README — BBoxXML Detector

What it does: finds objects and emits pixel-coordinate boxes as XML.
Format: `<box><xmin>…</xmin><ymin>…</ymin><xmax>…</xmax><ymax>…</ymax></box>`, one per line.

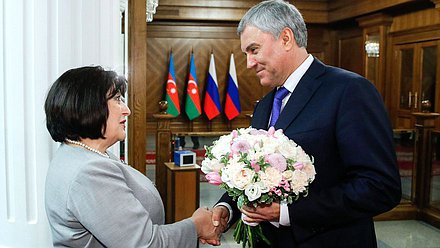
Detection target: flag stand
<box><xmin>208</xmin><ymin>120</ymin><xmax>212</xmax><ymax>132</ymax></box>
<box><xmin>227</xmin><ymin>119</ymin><xmax>232</xmax><ymax>131</ymax></box>
<box><xmin>189</xmin><ymin>120</ymin><xmax>194</xmax><ymax>132</ymax></box>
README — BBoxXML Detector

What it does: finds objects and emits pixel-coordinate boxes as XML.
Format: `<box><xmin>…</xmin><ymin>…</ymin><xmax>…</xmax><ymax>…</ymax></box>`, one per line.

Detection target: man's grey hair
<box><xmin>237</xmin><ymin>0</ymin><xmax>308</xmax><ymax>48</ymax></box>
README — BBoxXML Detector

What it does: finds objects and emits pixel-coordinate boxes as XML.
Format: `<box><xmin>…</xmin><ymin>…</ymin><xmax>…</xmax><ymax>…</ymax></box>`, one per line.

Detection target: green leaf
<box><xmin>237</xmin><ymin>195</ymin><xmax>245</xmax><ymax>209</ymax></box>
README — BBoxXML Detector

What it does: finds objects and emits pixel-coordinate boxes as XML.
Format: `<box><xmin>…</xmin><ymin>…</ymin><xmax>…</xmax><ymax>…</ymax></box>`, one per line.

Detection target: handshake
<box><xmin>190</xmin><ymin>206</ymin><xmax>230</xmax><ymax>246</ymax></box>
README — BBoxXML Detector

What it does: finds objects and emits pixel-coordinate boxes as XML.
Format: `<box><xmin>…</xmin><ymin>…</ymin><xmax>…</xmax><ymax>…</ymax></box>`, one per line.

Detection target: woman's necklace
<box><xmin>65</xmin><ymin>138</ymin><xmax>110</xmax><ymax>158</ymax></box>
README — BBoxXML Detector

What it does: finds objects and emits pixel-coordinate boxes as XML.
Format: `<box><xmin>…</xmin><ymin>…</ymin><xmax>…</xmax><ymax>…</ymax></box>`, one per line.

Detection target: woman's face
<box><xmin>104</xmin><ymin>92</ymin><xmax>131</xmax><ymax>145</ymax></box>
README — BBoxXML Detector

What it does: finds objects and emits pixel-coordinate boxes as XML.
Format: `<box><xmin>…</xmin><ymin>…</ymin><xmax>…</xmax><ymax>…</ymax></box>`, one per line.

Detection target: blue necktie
<box><xmin>269</xmin><ymin>87</ymin><xmax>289</xmax><ymax>127</ymax></box>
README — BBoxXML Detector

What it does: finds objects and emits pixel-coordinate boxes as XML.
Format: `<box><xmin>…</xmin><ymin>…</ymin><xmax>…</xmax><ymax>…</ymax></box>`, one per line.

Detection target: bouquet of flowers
<box><xmin>201</xmin><ymin>126</ymin><xmax>316</xmax><ymax>248</ymax></box>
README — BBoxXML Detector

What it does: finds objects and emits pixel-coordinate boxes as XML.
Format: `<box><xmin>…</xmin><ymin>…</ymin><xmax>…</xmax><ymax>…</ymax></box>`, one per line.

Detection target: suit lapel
<box><xmin>275</xmin><ymin>59</ymin><xmax>326</xmax><ymax>130</ymax></box>
<box><xmin>251</xmin><ymin>89</ymin><xmax>276</xmax><ymax>130</ymax></box>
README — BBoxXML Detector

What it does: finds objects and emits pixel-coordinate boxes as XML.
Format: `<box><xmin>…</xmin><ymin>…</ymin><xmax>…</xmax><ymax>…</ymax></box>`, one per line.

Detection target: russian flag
<box><xmin>204</xmin><ymin>53</ymin><xmax>221</xmax><ymax>120</ymax></box>
<box><xmin>225</xmin><ymin>53</ymin><xmax>241</xmax><ymax>120</ymax></box>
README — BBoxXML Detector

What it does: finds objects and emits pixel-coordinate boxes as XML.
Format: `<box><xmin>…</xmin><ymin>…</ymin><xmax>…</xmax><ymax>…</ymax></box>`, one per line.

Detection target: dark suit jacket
<box><xmin>219</xmin><ymin>58</ymin><xmax>401</xmax><ymax>248</ymax></box>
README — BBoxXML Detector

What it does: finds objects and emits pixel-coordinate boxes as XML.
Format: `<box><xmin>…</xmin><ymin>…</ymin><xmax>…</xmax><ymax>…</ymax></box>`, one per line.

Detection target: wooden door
<box><xmin>392</xmin><ymin>41</ymin><xmax>439</xmax><ymax>129</ymax></box>
<box><xmin>393</xmin><ymin>43</ymin><xmax>417</xmax><ymax>128</ymax></box>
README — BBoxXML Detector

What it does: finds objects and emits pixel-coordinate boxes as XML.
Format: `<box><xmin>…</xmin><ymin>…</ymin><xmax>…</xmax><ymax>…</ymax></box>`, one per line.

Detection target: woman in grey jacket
<box><xmin>44</xmin><ymin>66</ymin><xmax>220</xmax><ymax>247</ymax></box>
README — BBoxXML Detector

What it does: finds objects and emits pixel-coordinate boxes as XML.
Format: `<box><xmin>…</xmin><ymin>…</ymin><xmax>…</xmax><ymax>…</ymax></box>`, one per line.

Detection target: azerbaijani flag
<box><xmin>185</xmin><ymin>52</ymin><xmax>202</xmax><ymax>120</ymax></box>
<box><xmin>224</xmin><ymin>53</ymin><xmax>241</xmax><ymax>120</ymax></box>
<box><xmin>165</xmin><ymin>52</ymin><xmax>180</xmax><ymax>117</ymax></box>
<box><xmin>203</xmin><ymin>53</ymin><xmax>221</xmax><ymax>120</ymax></box>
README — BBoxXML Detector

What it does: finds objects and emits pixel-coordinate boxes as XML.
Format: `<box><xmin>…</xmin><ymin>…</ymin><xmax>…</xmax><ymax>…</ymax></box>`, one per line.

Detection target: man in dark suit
<box><xmin>202</xmin><ymin>0</ymin><xmax>402</xmax><ymax>247</ymax></box>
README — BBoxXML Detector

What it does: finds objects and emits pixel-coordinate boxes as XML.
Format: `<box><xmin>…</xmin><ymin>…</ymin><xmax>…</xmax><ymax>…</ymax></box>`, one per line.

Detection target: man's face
<box><xmin>240</xmin><ymin>26</ymin><xmax>286</xmax><ymax>88</ymax></box>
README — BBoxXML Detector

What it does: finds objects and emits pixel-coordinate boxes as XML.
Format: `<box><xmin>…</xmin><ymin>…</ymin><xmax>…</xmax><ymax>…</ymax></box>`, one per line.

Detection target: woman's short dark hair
<box><xmin>45</xmin><ymin>66</ymin><xmax>127</xmax><ymax>142</ymax></box>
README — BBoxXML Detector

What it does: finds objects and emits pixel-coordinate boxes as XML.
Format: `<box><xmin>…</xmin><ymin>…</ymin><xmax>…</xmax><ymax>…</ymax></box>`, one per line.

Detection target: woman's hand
<box><xmin>191</xmin><ymin>207</ymin><xmax>221</xmax><ymax>244</ymax></box>
<box><xmin>199</xmin><ymin>206</ymin><xmax>229</xmax><ymax>246</ymax></box>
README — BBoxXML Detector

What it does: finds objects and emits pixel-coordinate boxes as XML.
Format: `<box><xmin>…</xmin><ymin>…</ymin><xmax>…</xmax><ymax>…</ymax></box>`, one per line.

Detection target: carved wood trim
<box><xmin>127</xmin><ymin>0</ymin><xmax>147</xmax><ymax>174</ymax></box>
<box><xmin>328</xmin><ymin>0</ymin><xmax>426</xmax><ymax>23</ymax></box>
<box><xmin>357</xmin><ymin>13</ymin><xmax>393</xmax><ymax>28</ymax></box>
<box><xmin>431</xmin><ymin>0</ymin><xmax>440</xmax><ymax>9</ymax></box>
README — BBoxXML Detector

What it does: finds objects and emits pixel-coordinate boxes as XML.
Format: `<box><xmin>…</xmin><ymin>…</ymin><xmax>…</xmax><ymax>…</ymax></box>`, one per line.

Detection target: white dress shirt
<box><xmin>268</xmin><ymin>54</ymin><xmax>314</xmax><ymax>128</ymax></box>
<box><xmin>219</xmin><ymin>54</ymin><xmax>315</xmax><ymax>228</ymax></box>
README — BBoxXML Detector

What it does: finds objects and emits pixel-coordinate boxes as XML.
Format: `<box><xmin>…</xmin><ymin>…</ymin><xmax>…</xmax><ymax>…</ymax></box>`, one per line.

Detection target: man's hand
<box><xmin>199</xmin><ymin>206</ymin><xmax>229</xmax><ymax>246</ymax></box>
<box><xmin>240</xmin><ymin>202</ymin><xmax>280</xmax><ymax>223</ymax></box>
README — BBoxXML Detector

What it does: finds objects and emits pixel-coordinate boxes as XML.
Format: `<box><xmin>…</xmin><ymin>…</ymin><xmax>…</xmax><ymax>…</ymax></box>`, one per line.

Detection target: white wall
<box><xmin>0</xmin><ymin>0</ymin><xmax>124</xmax><ymax>247</ymax></box>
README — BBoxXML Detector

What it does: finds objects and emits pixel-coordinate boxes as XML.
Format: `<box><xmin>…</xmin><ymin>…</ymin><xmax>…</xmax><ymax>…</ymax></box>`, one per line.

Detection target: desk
<box><xmin>164</xmin><ymin>162</ymin><xmax>200</xmax><ymax>223</ymax></box>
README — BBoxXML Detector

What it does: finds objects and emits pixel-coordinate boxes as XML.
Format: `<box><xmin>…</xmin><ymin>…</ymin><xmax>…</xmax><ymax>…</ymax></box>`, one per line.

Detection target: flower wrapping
<box><xmin>201</xmin><ymin>126</ymin><xmax>316</xmax><ymax>248</ymax></box>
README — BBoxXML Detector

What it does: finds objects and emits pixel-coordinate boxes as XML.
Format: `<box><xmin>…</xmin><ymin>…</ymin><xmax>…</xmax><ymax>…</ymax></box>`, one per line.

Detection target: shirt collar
<box><xmin>281</xmin><ymin>54</ymin><xmax>314</xmax><ymax>93</ymax></box>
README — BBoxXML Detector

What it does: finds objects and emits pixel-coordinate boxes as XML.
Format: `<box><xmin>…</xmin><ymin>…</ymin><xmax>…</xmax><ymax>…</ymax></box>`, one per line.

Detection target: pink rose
<box><xmin>205</xmin><ymin>172</ymin><xmax>222</xmax><ymax>186</ymax></box>
<box><xmin>265</xmin><ymin>153</ymin><xmax>287</xmax><ymax>172</ymax></box>
<box><xmin>251</xmin><ymin>160</ymin><xmax>261</xmax><ymax>172</ymax></box>
<box><xmin>232</xmin><ymin>130</ymin><xmax>238</xmax><ymax>138</ymax></box>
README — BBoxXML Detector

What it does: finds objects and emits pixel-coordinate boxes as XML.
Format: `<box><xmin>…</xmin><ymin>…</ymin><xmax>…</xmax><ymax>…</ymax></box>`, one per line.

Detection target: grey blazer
<box><xmin>45</xmin><ymin>144</ymin><xmax>197</xmax><ymax>247</ymax></box>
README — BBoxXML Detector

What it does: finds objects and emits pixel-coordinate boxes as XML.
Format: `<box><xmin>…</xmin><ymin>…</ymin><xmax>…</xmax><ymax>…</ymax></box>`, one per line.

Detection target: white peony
<box><xmin>221</xmin><ymin>165</ymin><xmax>240</xmax><ymax>188</ymax></box>
<box><xmin>260</xmin><ymin>138</ymin><xmax>278</xmax><ymax>155</ymax></box>
<box><xmin>277</xmin><ymin>141</ymin><xmax>298</xmax><ymax>159</ymax></box>
<box><xmin>232</xmin><ymin>167</ymin><xmax>255</xmax><ymax>190</ymax></box>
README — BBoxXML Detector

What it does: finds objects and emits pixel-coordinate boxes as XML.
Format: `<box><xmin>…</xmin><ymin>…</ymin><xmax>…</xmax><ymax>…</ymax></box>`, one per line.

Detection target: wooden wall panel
<box><xmin>145</xmin><ymin>22</ymin><xmax>329</xmax><ymax>136</ymax></box>
<box><xmin>390</xmin><ymin>8</ymin><xmax>440</xmax><ymax>33</ymax></box>
<box><xmin>338</xmin><ymin>32</ymin><xmax>364</xmax><ymax>76</ymax></box>
<box><xmin>146</xmin><ymin>23</ymin><xmax>262</xmax><ymax>135</ymax></box>
<box><xmin>328</xmin><ymin>0</ymin><xmax>430</xmax><ymax>23</ymax></box>
<box><xmin>155</xmin><ymin>0</ymin><xmax>328</xmax><ymax>23</ymax></box>
<box><xmin>331</xmin><ymin>25</ymin><xmax>364</xmax><ymax>76</ymax></box>
<box><xmin>145</xmin><ymin>37</ymin><xmax>262</xmax><ymax>118</ymax></box>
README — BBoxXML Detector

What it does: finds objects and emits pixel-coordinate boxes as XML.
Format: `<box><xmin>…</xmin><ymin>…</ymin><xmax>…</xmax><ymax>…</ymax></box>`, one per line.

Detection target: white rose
<box><xmin>282</xmin><ymin>170</ymin><xmax>294</xmax><ymax>181</ymax></box>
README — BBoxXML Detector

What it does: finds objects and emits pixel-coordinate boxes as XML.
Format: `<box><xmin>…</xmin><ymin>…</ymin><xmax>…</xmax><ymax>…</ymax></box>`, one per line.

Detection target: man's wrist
<box><xmin>214</xmin><ymin>202</ymin><xmax>233</xmax><ymax>224</ymax></box>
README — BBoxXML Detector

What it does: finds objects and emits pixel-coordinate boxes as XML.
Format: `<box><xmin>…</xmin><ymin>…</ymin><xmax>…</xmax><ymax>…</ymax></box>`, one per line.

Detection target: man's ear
<box><xmin>280</xmin><ymin>27</ymin><xmax>296</xmax><ymax>50</ymax></box>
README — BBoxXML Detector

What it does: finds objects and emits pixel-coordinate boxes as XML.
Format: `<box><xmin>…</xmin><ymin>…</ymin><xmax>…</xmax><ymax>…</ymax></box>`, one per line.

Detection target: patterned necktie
<box><xmin>269</xmin><ymin>87</ymin><xmax>289</xmax><ymax>127</ymax></box>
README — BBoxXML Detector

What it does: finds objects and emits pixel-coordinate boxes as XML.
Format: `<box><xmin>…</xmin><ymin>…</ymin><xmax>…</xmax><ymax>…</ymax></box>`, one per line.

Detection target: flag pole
<box><xmin>210</xmin><ymin>49</ymin><xmax>213</xmax><ymax>132</ymax></box>
<box><xmin>189</xmin><ymin>120</ymin><xmax>194</xmax><ymax>132</ymax></box>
